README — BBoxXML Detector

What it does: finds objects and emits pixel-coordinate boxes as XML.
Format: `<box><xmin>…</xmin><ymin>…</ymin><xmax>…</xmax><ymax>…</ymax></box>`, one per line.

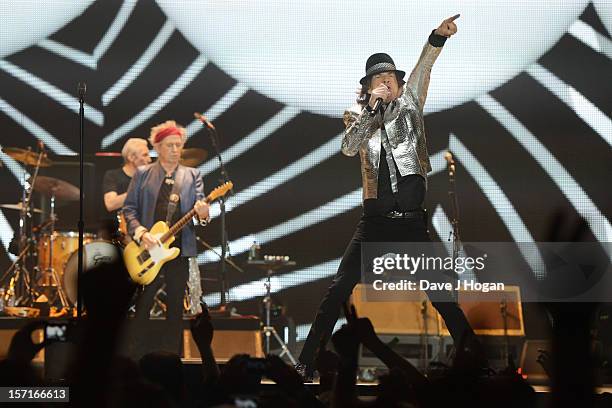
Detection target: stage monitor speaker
<box><xmin>519</xmin><ymin>339</ymin><xmax>550</xmax><ymax>382</ymax></box>
<box><xmin>359</xmin><ymin>334</ymin><xmax>444</xmax><ymax>371</ymax></box>
<box><xmin>439</xmin><ymin>285</ymin><xmax>525</xmax><ymax>336</ymax></box>
<box><xmin>352</xmin><ymin>284</ymin><xmax>442</xmax><ymax>335</ymax></box>
<box><xmin>183</xmin><ymin>329</ymin><xmax>264</xmax><ymax>360</ymax></box>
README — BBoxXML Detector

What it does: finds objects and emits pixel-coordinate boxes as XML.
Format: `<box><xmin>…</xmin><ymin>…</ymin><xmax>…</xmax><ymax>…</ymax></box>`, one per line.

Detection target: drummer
<box><xmin>102</xmin><ymin>138</ymin><xmax>151</xmax><ymax>236</ymax></box>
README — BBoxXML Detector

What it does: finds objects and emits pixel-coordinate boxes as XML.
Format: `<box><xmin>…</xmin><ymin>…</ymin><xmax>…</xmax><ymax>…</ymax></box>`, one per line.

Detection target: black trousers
<box><xmin>133</xmin><ymin>256</ymin><xmax>189</xmax><ymax>354</ymax></box>
<box><xmin>298</xmin><ymin>214</ymin><xmax>474</xmax><ymax>367</ymax></box>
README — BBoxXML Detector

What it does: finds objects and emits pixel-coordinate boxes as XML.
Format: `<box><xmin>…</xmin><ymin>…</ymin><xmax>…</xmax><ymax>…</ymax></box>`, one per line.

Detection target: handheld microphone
<box><xmin>370</xmin><ymin>84</ymin><xmax>390</xmax><ymax>115</ymax></box>
<box><xmin>371</xmin><ymin>97</ymin><xmax>383</xmax><ymax>114</ymax></box>
<box><xmin>194</xmin><ymin>112</ymin><xmax>216</xmax><ymax>130</ymax></box>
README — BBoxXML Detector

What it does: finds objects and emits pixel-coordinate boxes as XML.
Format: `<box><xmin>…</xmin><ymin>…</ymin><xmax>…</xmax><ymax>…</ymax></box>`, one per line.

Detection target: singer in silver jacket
<box><xmin>297</xmin><ymin>15</ymin><xmax>481</xmax><ymax>379</ymax></box>
<box><xmin>342</xmin><ymin>36</ymin><xmax>443</xmax><ymax>199</ymax></box>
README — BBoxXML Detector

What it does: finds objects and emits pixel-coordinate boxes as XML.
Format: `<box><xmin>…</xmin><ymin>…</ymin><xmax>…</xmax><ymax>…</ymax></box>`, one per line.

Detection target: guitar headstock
<box><xmin>206</xmin><ymin>181</ymin><xmax>233</xmax><ymax>203</ymax></box>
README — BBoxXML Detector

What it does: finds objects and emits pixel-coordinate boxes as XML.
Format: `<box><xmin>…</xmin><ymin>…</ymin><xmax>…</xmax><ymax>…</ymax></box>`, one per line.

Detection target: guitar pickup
<box><xmin>137</xmin><ymin>251</ymin><xmax>151</xmax><ymax>264</ymax></box>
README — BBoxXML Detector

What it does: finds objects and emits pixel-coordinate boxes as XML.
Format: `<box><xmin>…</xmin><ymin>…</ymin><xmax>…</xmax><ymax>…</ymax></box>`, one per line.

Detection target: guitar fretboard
<box><xmin>160</xmin><ymin>206</ymin><xmax>199</xmax><ymax>244</ymax></box>
<box><xmin>157</xmin><ymin>181</ymin><xmax>232</xmax><ymax>244</ymax></box>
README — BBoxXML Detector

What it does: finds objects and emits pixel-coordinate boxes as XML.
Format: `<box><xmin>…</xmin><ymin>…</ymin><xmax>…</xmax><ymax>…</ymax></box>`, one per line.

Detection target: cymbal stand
<box><xmin>0</xmin><ymin>146</ymin><xmax>46</xmax><ymax>306</ymax></box>
<box><xmin>248</xmin><ymin>257</ymin><xmax>297</xmax><ymax>364</ymax></box>
<box><xmin>20</xmin><ymin>145</ymin><xmax>46</xmax><ymax>305</ymax></box>
<box><xmin>46</xmin><ymin>192</ymin><xmax>70</xmax><ymax>308</ymax></box>
<box><xmin>0</xmin><ymin>243</ymin><xmax>32</xmax><ymax>306</ymax></box>
<box><xmin>13</xmin><ymin>169</ymin><xmax>32</xmax><ymax>305</ymax></box>
<box><xmin>262</xmin><ymin>267</ymin><xmax>296</xmax><ymax>364</ymax></box>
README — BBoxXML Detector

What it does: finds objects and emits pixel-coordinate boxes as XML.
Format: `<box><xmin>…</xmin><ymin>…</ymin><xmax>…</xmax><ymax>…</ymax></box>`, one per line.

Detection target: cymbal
<box><xmin>2</xmin><ymin>147</ymin><xmax>53</xmax><ymax>167</ymax></box>
<box><xmin>0</xmin><ymin>202</ymin><xmax>42</xmax><ymax>213</ymax></box>
<box><xmin>180</xmin><ymin>148</ymin><xmax>208</xmax><ymax>167</ymax></box>
<box><xmin>95</xmin><ymin>152</ymin><xmax>122</xmax><ymax>157</ymax></box>
<box><xmin>30</xmin><ymin>176</ymin><xmax>79</xmax><ymax>201</ymax></box>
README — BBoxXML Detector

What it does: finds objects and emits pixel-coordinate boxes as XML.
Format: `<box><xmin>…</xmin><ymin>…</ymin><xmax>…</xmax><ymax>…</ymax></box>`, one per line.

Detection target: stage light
<box><xmin>157</xmin><ymin>0</ymin><xmax>589</xmax><ymax>117</ymax></box>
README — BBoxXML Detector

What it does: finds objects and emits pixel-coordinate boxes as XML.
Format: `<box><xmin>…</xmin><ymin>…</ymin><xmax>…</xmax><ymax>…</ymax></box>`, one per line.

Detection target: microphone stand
<box><xmin>444</xmin><ymin>153</ymin><xmax>461</xmax><ymax>364</ymax></box>
<box><xmin>196</xmin><ymin>236</ymin><xmax>244</xmax><ymax>274</ymax></box>
<box><xmin>202</xmin><ymin>121</ymin><xmax>234</xmax><ymax>315</ymax></box>
<box><xmin>420</xmin><ymin>299</ymin><xmax>429</xmax><ymax>371</ymax></box>
<box><xmin>500</xmin><ymin>298</ymin><xmax>513</xmax><ymax>369</ymax></box>
<box><xmin>76</xmin><ymin>82</ymin><xmax>86</xmax><ymax>318</ymax></box>
<box><xmin>446</xmin><ymin>154</ymin><xmax>461</xmax><ymax>272</ymax></box>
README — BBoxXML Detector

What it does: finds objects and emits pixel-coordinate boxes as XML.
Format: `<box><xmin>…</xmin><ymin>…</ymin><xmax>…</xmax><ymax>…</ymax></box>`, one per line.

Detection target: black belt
<box><xmin>383</xmin><ymin>209</ymin><xmax>425</xmax><ymax>219</ymax></box>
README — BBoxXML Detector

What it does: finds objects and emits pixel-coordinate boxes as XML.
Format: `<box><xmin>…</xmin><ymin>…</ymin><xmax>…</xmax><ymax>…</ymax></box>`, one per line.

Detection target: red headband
<box><xmin>153</xmin><ymin>126</ymin><xmax>182</xmax><ymax>144</ymax></box>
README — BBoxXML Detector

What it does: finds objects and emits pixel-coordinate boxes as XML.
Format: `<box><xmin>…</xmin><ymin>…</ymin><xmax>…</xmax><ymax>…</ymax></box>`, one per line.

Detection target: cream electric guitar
<box><xmin>124</xmin><ymin>181</ymin><xmax>233</xmax><ymax>285</ymax></box>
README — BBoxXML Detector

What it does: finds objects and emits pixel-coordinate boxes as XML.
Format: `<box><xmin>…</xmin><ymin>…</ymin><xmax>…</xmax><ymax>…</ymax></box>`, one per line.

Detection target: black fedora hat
<box><xmin>359</xmin><ymin>53</ymin><xmax>406</xmax><ymax>85</ymax></box>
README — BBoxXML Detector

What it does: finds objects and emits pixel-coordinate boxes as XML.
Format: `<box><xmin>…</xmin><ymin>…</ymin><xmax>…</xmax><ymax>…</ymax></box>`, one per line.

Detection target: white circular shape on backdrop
<box><xmin>157</xmin><ymin>0</ymin><xmax>589</xmax><ymax>117</ymax></box>
<box><xmin>0</xmin><ymin>1</ymin><xmax>95</xmax><ymax>58</ymax></box>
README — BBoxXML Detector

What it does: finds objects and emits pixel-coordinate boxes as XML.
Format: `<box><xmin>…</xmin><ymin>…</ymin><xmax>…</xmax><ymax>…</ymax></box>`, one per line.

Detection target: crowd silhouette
<box><xmin>1</xmin><ymin>213</ymin><xmax>610</xmax><ymax>407</ymax></box>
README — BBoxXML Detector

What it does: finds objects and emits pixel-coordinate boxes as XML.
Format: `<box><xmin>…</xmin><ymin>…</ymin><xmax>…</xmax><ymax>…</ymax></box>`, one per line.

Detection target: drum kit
<box><xmin>0</xmin><ymin>146</ymin><xmax>117</xmax><ymax>314</ymax></box>
<box><xmin>0</xmin><ymin>145</ymin><xmax>210</xmax><ymax>315</ymax></box>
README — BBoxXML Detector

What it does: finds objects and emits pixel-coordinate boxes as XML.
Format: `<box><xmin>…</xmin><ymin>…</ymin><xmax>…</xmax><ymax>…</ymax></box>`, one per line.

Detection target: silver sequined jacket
<box><xmin>341</xmin><ymin>41</ymin><xmax>442</xmax><ymax>200</ymax></box>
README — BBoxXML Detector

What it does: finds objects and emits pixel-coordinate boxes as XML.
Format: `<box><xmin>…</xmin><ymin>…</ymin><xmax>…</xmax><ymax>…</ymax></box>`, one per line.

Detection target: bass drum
<box><xmin>63</xmin><ymin>240</ymin><xmax>121</xmax><ymax>305</ymax></box>
<box><xmin>37</xmin><ymin>231</ymin><xmax>95</xmax><ymax>278</ymax></box>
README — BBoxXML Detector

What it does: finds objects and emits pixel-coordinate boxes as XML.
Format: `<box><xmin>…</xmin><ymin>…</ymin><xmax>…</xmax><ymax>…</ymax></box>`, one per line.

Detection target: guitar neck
<box><xmin>156</xmin><ymin>181</ymin><xmax>232</xmax><ymax>244</ymax></box>
<box><xmin>160</xmin><ymin>198</ymin><xmax>209</xmax><ymax>244</ymax></box>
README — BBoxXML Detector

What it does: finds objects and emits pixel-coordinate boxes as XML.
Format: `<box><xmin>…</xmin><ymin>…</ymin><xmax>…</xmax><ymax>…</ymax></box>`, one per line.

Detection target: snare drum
<box><xmin>37</xmin><ymin>231</ymin><xmax>95</xmax><ymax>276</ymax></box>
<box><xmin>63</xmin><ymin>240</ymin><xmax>120</xmax><ymax>305</ymax></box>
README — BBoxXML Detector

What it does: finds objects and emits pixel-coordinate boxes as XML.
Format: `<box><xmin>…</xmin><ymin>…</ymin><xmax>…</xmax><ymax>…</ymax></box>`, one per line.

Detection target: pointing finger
<box><xmin>445</xmin><ymin>14</ymin><xmax>460</xmax><ymax>23</ymax></box>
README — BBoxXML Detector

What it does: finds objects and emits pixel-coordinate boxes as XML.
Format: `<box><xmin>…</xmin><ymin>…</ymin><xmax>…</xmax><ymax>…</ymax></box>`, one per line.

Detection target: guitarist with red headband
<box><xmin>123</xmin><ymin>120</ymin><xmax>210</xmax><ymax>348</ymax></box>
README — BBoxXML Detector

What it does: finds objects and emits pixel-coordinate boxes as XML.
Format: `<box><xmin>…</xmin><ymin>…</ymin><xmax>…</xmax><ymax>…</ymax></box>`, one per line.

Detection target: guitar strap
<box><xmin>166</xmin><ymin>167</ymin><xmax>185</xmax><ymax>225</ymax></box>
<box><xmin>166</xmin><ymin>195</ymin><xmax>179</xmax><ymax>225</ymax></box>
